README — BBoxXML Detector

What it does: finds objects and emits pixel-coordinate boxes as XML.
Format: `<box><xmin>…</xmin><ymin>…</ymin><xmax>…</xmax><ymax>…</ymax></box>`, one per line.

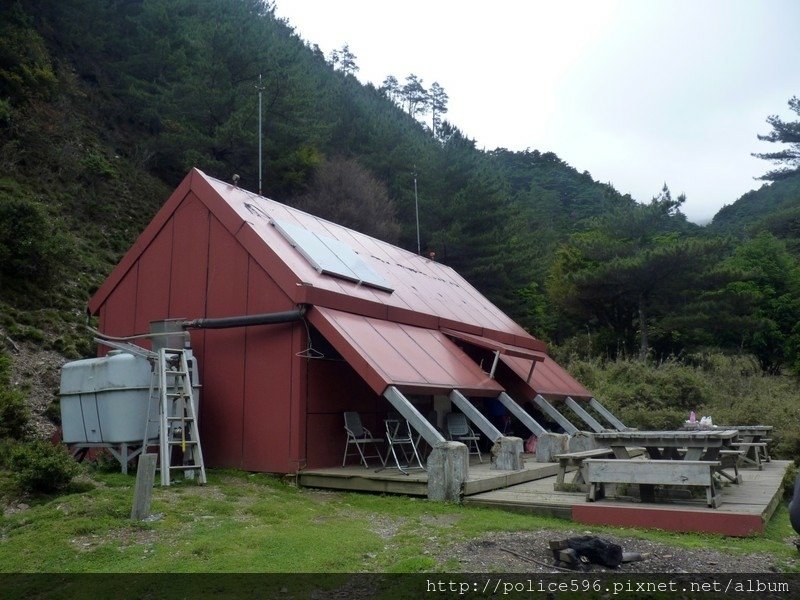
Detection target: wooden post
<box><xmin>131</xmin><ymin>453</ymin><xmax>157</xmax><ymax>521</ymax></box>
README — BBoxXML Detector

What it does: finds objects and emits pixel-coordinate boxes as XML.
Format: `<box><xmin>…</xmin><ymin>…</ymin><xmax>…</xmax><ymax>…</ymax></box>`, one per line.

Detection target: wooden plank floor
<box><xmin>298</xmin><ymin>453</ymin><xmax>559</xmax><ymax>496</ymax></box>
<box><xmin>298</xmin><ymin>453</ymin><xmax>789</xmax><ymax>537</ymax></box>
<box><xmin>465</xmin><ymin>459</ymin><xmax>791</xmax><ymax>537</ymax></box>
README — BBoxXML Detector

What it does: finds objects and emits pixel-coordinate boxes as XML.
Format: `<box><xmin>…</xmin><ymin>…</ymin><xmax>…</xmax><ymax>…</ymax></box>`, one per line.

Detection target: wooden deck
<box><xmin>298</xmin><ymin>454</ymin><xmax>559</xmax><ymax>497</ymax></box>
<box><xmin>298</xmin><ymin>454</ymin><xmax>790</xmax><ymax>537</ymax></box>
<box><xmin>465</xmin><ymin>459</ymin><xmax>791</xmax><ymax>537</ymax></box>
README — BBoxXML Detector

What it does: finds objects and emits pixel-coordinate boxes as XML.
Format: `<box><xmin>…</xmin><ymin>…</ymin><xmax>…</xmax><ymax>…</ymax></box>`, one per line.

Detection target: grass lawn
<box><xmin>1</xmin><ymin>468</ymin><xmax>798</xmax><ymax>574</ymax></box>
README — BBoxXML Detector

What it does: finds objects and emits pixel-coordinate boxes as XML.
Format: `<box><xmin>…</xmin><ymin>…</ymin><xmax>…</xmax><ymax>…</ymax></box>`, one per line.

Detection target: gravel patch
<box><xmin>437</xmin><ymin>529</ymin><xmax>794</xmax><ymax>573</ymax></box>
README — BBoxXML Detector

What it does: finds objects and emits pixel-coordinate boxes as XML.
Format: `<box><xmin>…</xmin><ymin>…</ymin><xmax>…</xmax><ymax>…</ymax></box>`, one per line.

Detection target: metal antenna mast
<box><xmin>257</xmin><ymin>73</ymin><xmax>264</xmax><ymax>195</ymax></box>
<box><xmin>413</xmin><ymin>166</ymin><xmax>421</xmax><ymax>255</ymax></box>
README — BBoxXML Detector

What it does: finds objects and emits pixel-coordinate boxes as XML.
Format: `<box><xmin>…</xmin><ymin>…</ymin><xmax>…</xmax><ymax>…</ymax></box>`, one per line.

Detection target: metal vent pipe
<box><xmin>181</xmin><ymin>306</ymin><xmax>306</xmax><ymax>330</ymax></box>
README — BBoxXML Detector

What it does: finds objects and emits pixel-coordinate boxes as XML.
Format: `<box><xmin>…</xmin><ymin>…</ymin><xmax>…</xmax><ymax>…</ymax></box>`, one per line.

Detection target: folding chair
<box><xmin>446</xmin><ymin>412</ymin><xmax>482</xmax><ymax>463</ymax></box>
<box><xmin>342</xmin><ymin>412</ymin><xmax>385</xmax><ymax>468</ymax></box>
<box><xmin>382</xmin><ymin>418</ymin><xmax>425</xmax><ymax>475</ymax></box>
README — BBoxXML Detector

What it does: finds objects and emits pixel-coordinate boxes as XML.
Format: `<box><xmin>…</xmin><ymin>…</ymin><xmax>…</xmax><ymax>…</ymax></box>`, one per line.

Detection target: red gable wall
<box><xmin>95</xmin><ymin>188</ymin><xmax>304</xmax><ymax>472</ymax></box>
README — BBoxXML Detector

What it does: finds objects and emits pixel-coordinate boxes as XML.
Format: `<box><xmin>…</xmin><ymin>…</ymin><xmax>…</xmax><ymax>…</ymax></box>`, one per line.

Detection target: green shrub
<box><xmin>0</xmin><ymin>351</ymin><xmax>11</xmax><ymax>381</ymax></box>
<box><xmin>0</xmin><ymin>7</ymin><xmax>57</xmax><ymax>104</ymax></box>
<box><xmin>51</xmin><ymin>337</ymin><xmax>80</xmax><ymax>359</ymax></box>
<box><xmin>89</xmin><ymin>449</ymin><xmax>123</xmax><ymax>473</ymax></box>
<box><xmin>558</xmin><ymin>357</ymin><xmax>602</xmax><ymax>390</ymax></box>
<box><xmin>0</xmin><ymin>387</ymin><xmax>29</xmax><ymax>440</ymax></box>
<box><xmin>603</xmin><ymin>359</ymin><xmax>712</xmax><ymax>411</ymax></box>
<box><xmin>43</xmin><ymin>399</ymin><xmax>61</xmax><ymax>425</ymax></box>
<box><xmin>615</xmin><ymin>406</ymin><xmax>685</xmax><ymax>431</ymax></box>
<box><xmin>0</xmin><ymin>352</ymin><xmax>28</xmax><ymax>439</ymax></box>
<box><xmin>0</xmin><ymin>179</ymin><xmax>72</xmax><ymax>290</ymax></box>
<box><xmin>80</xmin><ymin>150</ymin><xmax>117</xmax><ymax>179</ymax></box>
<box><xmin>0</xmin><ymin>437</ymin><xmax>14</xmax><ymax>468</ymax></box>
<box><xmin>559</xmin><ymin>351</ymin><xmax>800</xmax><ymax>459</ymax></box>
<box><xmin>8</xmin><ymin>440</ymin><xmax>80</xmax><ymax>493</ymax></box>
<box><xmin>783</xmin><ymin>462</ymin><xmax>797</xmax><ymax>500</ymax></box>
<box><xmin>6</xmin><ymin>323</ymin><xmax>45</xmax><ymax>343</ymax></box>
<box><xmin>572</xmin><ymin>358</ymin><xmax>713</xmax><ymax>430</ymax></box>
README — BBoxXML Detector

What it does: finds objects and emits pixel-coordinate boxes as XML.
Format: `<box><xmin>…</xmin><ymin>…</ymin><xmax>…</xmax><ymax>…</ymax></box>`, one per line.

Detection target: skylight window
<box><xmin>272</xmin><ymin>218</ymin><xmax>394</xmax><ymax>293</ymax></box>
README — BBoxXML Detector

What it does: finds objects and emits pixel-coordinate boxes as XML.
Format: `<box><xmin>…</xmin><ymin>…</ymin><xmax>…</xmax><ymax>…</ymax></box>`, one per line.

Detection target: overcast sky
<box><xmin>274</xmin><ymin>0</ymin><xmax>799</xmax><ymax>224</ymax></box>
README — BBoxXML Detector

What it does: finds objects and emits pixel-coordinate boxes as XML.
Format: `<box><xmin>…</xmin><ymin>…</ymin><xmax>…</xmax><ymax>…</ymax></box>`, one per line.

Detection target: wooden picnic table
<box><xmin>592</xmin><ymin>429</ymin><xmax>739</xmax><ymax>461</ymax></box>
<box><xmin>716</xmin><ymin>425</ymin><xmax>772</xmax><ymax>469</ymax></box>
<box><xmin>586</xmin><ymin>429</ymin><xmax>741</xmax><ymax>506</ymax></box>
<box><xmin>679</xmin><ymin>424</ymin><xmax>773</xmax><ymax>469</ymax></box>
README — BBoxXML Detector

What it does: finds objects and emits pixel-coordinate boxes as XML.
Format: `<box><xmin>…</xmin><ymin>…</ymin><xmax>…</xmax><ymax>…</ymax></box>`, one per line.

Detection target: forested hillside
<box><xmin>2</xmin><ymin>0</ymin><xmax>800</xmax><ymax>420</ymax></box>
<box><xmin>0</xmin><ymin>0</ymin><xmax>640</xmax><ymax>339</ymax></box>
<box><xmin>711</xmin><ymin>175</ymin><xmax>800</xmax><ymax>248</ymax></box>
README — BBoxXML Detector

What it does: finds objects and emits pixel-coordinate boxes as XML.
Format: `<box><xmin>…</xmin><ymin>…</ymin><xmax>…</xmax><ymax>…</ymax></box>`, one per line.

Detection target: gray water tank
<box><xmin>60</xmin><ymin>350</ymin><xmax>200</xmax><ymax>444</ymax></box>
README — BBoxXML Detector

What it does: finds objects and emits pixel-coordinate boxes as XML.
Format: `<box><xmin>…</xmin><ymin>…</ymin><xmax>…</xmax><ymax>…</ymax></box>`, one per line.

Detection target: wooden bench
<box><xmin>731</xmin><ymin>442</ymin><xmax>768</xmax><ymax>470</ymax></box>
<box><xmin>676</xmin><ymin>448</ymin><xmax>743</xmax><ymax>483</ymax></box>
<box><xmin>584</xmin><ymin>458</ymin><xmax>723</xmax><ymax>508</ymax></box>
<box><xmin>717</xmin><ymin>449</ymin><xmax>743</xmax><ymax>483</ymax></box>
<box><xmin>554</xmin><ymin>448</ymin><xmax>615</xmax><ymax>492</ymax></box>
<box><xmin>761</xmin><ymin>438</ymin><xmax>773</xmax><ymax>462</ymax></box>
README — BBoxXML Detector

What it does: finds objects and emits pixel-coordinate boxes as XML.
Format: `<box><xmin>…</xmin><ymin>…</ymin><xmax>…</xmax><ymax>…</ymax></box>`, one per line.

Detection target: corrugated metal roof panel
<box><xmin>308</xmin><ymin>306</ymin><xmax>504</xmax><ymax>397</ymax></box>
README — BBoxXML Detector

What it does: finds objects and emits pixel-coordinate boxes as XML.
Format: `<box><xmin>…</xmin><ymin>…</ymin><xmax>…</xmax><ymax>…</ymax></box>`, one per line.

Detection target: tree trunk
<box><xmin>638</xmin><ymin>294</ymin><xmax>649</xmax><ymax>361</ymax></box>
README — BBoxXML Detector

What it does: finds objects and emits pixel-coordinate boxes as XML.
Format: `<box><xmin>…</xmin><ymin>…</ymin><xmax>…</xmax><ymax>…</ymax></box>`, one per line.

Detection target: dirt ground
<box><xmin>438</xmin><ymin>528</ymin><xmax>796</xmax><ymax>573</ymax></box>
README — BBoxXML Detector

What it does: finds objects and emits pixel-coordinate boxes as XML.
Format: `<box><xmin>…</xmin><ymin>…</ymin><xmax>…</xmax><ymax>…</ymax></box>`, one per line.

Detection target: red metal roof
<box><xmin>90</xmin><ymin>170</ymin><xmax>540</xmax><ymax>349</ymax></box>
<box><xmin>216</xmin><ymin>171</ymin><xmax>541</xmax><ymax>348</ymax></box>
<box><xmin>500</xmin><ymin>354</ymin><xmax>592</xmax><ymax>400</ymax></box>
<box><xmin>308</xmin><ymin>306</ymin><xmax>504</xmax><ymax>397</ymax></box>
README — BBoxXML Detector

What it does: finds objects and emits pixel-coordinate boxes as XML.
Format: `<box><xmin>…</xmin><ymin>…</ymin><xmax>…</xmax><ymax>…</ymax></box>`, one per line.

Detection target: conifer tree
<box><xmin>753</xmin><ymin>96</ymin><xmax>800</xmax><ymax>181</ymax></box>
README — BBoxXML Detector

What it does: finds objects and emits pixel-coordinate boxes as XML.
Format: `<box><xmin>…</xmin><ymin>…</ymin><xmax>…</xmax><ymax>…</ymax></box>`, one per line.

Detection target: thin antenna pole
<box><xmin>257</xmin><ymin>73</ymin><xmax>264</xmax><ymax>196</ymax></box>
<box><xmin>413</xmin><ymin>166</ymin><xmax>420</xmax><ymax>255</ymax></box>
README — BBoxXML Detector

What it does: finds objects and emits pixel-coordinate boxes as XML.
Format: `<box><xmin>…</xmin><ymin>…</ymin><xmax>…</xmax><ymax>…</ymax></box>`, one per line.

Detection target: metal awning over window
<box><xmin>307</xmin><ymin>307</ymin><xmax>504</xmax><ymax>397</ymax></box>
<box><xmin>500</xmin><ymin>354</ymin><xmax>592</xmax><ymax>399</ymax></box>
<box><xmin>440</xmin><ymin>328</ymin><xmax>546</xmax><ymax>360</ymax></box>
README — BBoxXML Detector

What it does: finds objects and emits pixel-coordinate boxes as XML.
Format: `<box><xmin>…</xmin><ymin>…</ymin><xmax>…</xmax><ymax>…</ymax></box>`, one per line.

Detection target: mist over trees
<box><xmin>2</xmin><ymin>0</ymin><xmax>800</xmax><ymax>375</ymax></box>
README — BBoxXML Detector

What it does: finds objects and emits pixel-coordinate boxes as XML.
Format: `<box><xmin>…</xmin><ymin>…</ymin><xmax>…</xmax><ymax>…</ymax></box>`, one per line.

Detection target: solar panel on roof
<box><xmin>272</xmin><ymin>218</ymin><xmax>394</xmax><ymax>293</ymax></box>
